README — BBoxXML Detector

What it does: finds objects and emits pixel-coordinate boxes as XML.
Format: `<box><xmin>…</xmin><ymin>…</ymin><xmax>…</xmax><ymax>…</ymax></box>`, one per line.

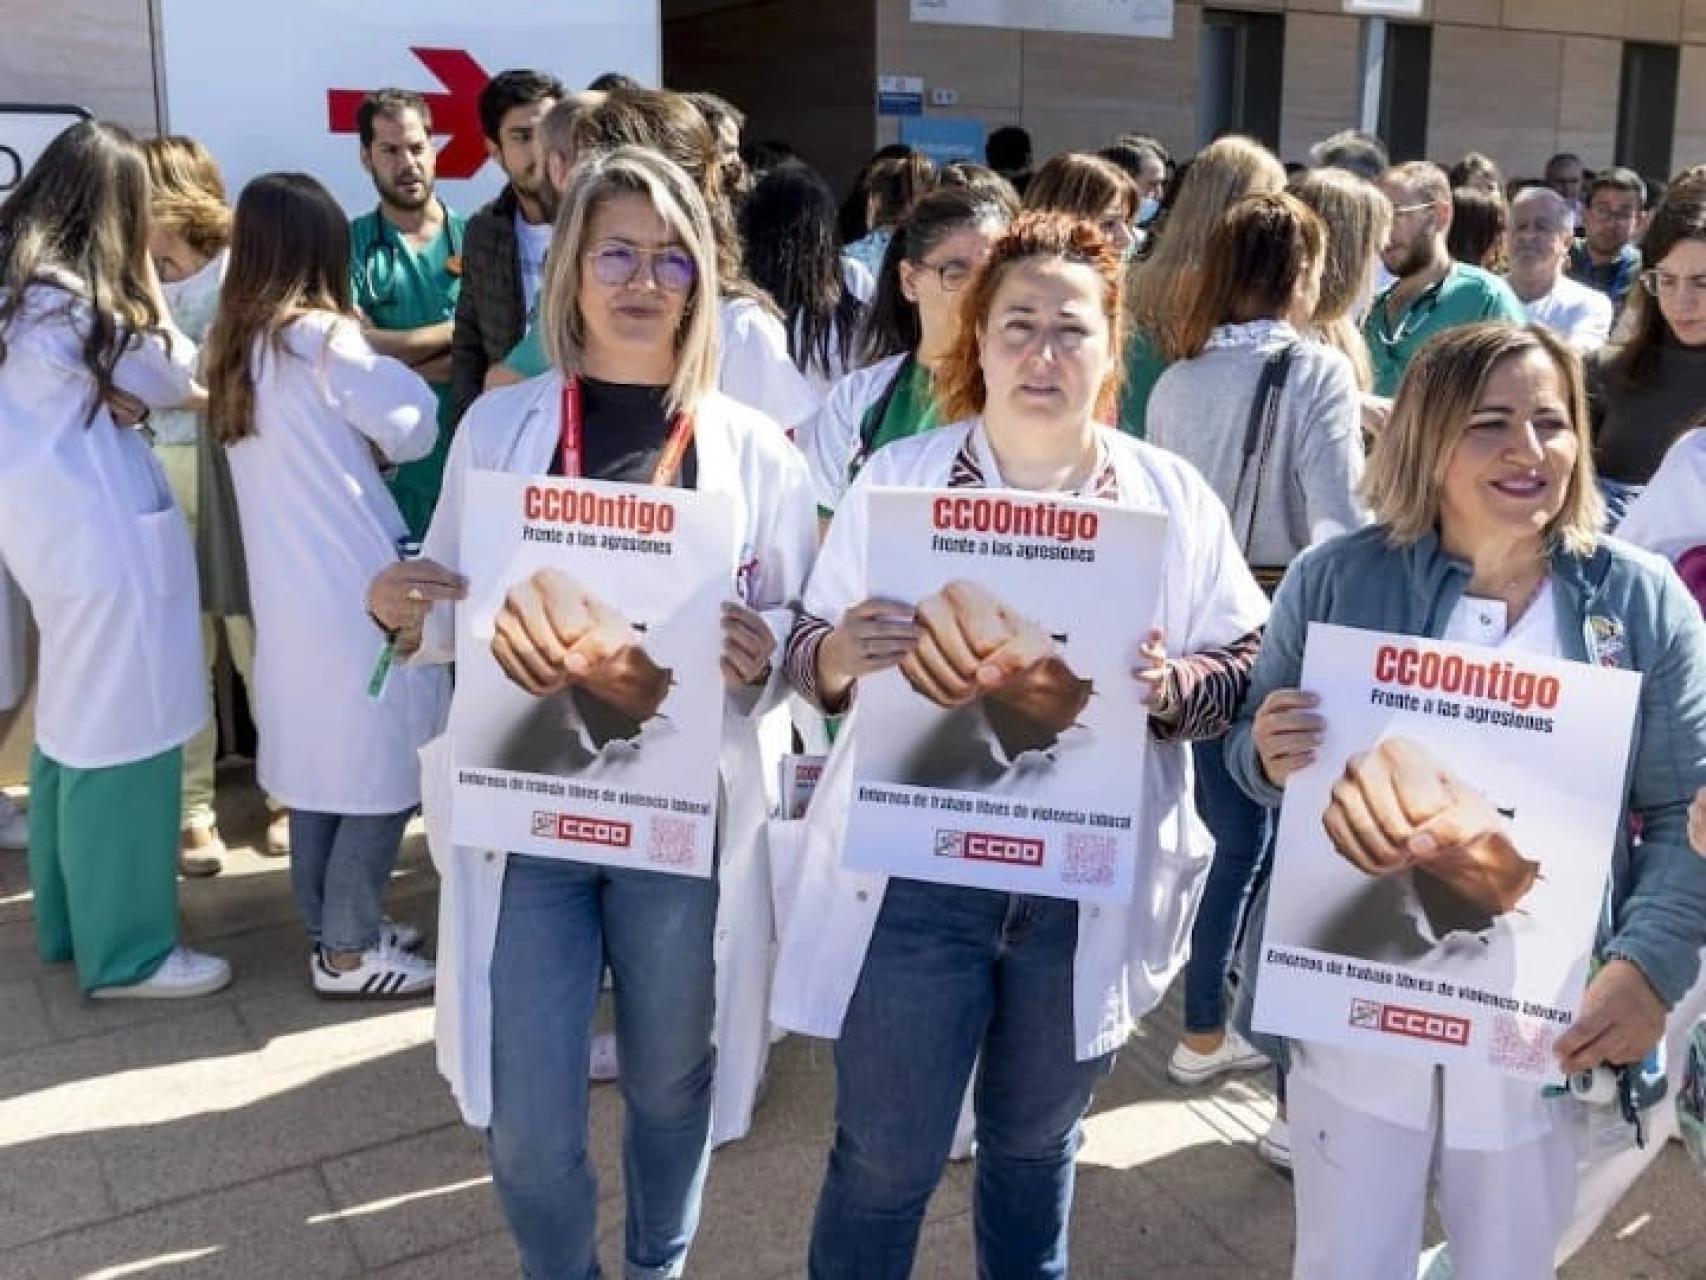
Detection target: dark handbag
<box><xmin>1231</xmin><ymin>343</ymin><xmax>1297</xmax><ymax>596</ymax></box>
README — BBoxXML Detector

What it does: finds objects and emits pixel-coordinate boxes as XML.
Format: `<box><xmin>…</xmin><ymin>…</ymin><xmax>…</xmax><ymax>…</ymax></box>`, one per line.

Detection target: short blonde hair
<box><xmin>1362</xmin><ymin>323</ymin><xmax>1604</xmax><ymax>555</ymax></box>
<box><xmin>541</xmin><ymin>147</ymin><xmax>720</xmax><ymax>416</ymax></box>
<box><xmin>539</xmin><ymin>91</ymin><xmax>605</xmax><ymax>167</ymax></box>
<box><xmin>142</xmin><ymin>134</ymin><xmax>232</xmax><ymax>258</ymax></box>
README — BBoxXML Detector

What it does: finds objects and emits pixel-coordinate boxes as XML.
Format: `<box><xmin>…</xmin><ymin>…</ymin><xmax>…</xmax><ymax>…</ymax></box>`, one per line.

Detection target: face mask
<box><xmin>1136</xmin><ymin>195</ymin><xmax>1160</xmax><ymax>227</ymax></box>
<box><xmin>159</xmin><ymin>252</ymin><xmax>225</xmax><ymax>336</ymax></box>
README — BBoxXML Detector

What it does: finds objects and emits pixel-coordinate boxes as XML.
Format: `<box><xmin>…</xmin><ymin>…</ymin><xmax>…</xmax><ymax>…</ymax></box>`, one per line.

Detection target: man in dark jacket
<box><xmin>449</xmin><ymin>68</ymin><xmax>564</xmax><ymax>426</ymax></box>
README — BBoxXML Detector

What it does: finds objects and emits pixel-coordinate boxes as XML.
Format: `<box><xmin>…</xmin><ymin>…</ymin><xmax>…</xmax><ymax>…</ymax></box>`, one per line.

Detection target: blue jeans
<box><xmin>289</xmin><ymin>808</ymin><xmax>412</xmax><ymax>953</ymax></box>
<box><xmin>809</xmin><ymin>878</ymin><xmax>1114</xmax><ymax>1280</ymax></box>
<box><xmin>1182</xmin><ymin>737</ymin><xmax>1272</xmax><ymax>1033</ymax></box>
<box><xmin>487</xmin><ymin>853</ymin><xmax>717</xmax><ymax>1280</ymax></box>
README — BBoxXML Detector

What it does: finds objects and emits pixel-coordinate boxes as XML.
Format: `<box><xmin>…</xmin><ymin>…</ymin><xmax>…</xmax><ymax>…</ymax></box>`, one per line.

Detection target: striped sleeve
<box><xmin>785</xmin><ymin>611</ymin><xmax>849</xmax><ymax>713</ymax></box>
<box><xmin>1149</xmin><ymin>628</ymin><xmax>1263</xmax><ymax>743</ymax></box>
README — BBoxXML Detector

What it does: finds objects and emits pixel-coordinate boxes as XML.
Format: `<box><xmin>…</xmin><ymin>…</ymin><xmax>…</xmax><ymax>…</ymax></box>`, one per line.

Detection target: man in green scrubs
<box><xmin>1365</xmin><ymin>161</ymin><xmax>1526</xmax><ymax>397</ymax></box>
<box><xmin>350</xmin><ymin>89</ymin><xmax>467</xmax><ymax>537</ymax></box>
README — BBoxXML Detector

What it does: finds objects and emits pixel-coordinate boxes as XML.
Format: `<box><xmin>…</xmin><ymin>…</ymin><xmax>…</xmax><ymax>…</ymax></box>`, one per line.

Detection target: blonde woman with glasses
<box><xmin>369</xmin><ymin>147</ymin><xmax>815</xmax><ymax>1279</ymax></box>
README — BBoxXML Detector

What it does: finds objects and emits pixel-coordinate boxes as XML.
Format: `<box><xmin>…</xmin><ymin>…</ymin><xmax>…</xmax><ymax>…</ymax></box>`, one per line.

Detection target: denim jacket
<box><xmin>1226</xmin><ymin>523</ymin><xmax>1706</xmax><ymax>1008</ymax></box>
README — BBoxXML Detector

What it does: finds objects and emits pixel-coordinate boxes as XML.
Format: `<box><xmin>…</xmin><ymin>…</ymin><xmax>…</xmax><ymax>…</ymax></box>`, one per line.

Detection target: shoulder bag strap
<box><xmin>1232</xmin><ymin>342</ymin><xmax>1298</xmax><ymax>591</ymax></box>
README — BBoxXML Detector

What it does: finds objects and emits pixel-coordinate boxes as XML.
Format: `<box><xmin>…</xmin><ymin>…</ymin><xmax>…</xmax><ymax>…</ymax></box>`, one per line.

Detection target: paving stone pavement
<box><xmin>0</xmin><ymin>772</ymin><xmax>1697</xmax><ymax>1279</ymax></box>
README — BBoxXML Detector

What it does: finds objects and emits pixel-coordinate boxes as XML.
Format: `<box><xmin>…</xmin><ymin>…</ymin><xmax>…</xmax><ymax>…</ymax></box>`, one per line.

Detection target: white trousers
<box><xmin>1289</xmin><ymin>1073</ymin><xmax>1579</xmax><ymax>1280</ymax></box>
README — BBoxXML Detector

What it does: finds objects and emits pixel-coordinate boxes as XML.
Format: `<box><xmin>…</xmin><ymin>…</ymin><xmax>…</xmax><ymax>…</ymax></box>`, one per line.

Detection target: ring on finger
<box><xmin>406</xmin><ymin>586</ymin><xmax>425</xmax><ymax>603</ymax></box>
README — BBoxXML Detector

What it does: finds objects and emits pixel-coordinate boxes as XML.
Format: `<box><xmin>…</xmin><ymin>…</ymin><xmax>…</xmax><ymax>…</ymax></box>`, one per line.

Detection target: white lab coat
<box><xmin>1616</xmin><ymin>428</ymin><xmax>1706</xmax><ymax>561</ymax></box>
<box><xmin>718</xmin><ymin>296</ymin><xmax>819</xmax><ymax>434</ymax></box>
<box><xmin>796</xmin><ymin>353</ymin><xmax>907</xmax><ymax>514</ymax></box>
<box><xmin>224</xmin><ymin>312</ymin><xmax>448</xmax><ymax>813</ymax></box>
<box><xmin>413</xmin><ymin>372</ymin><xmax>817</xmax><ymax>1146</ymax></box>
<box><xmin>770</xmin><ymin>420</ymin><xmax>1271</xmax><ymax>1060</ymax></box>
<box><xmin>0</xmin><ymin>278</ymin><xmax>204</xmax><ymax>768</ymax></box>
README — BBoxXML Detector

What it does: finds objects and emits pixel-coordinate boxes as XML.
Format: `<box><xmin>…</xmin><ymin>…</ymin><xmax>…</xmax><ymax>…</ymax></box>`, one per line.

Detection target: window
<box><xmin>1199</xmin><ymin>9</ymin><xmax>1285</xmax><ymax>151</ymax></box>
<box><xmin>1377</xmin><ymin>22</ymin><xmax>1431</xmax><ymax>162</ymax></box>
<box><xmin>1615</xmin><ymin>42</ymin><xmax>1678</xmax><ymax>182</ymax></box>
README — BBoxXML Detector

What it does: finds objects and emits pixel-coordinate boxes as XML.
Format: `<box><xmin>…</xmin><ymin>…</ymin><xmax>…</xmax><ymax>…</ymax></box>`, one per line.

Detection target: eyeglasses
<box><xmin>913</xmin><ymin>258</ymin><xmax>977</xmax><ymax>292</ymax></box>
<box><xmin>1641</xmin><ymin>270</ymin><xmax>1706</xmax><ymax>299</ymax></box>
<box><xmin>586</xmin><ymin>242</ymin><xmax>696</xmax><ymax>293</ymax></box>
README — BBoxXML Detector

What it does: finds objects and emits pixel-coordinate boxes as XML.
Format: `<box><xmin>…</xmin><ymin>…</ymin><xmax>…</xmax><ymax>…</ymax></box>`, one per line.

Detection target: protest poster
<box><xmin>1255</xmin><ymin>621</ymin><xmax>1642</xmax><ymax>1081</ymax></box>
<box><xmin>842</xmin><ymin>486</ymin><xmax>1166</xmax><ymax>902</ymax></box>
<box><xmin>448</xmin><ymin>470</ymin><xmax>735</xmax><ymax>877</ymax></box>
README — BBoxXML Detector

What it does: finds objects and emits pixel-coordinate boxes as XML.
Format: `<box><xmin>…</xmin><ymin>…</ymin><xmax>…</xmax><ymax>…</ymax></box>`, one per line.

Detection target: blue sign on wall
<box><xmin>900</xmin><ymin>116</ymin><xmax>987</xmax><ymax>166</ymax></box>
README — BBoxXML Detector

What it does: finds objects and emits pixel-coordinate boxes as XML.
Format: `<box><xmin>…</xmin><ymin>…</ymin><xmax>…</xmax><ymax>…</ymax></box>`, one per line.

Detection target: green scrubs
<box><xmin>504</xmin><ymin>319</ymin><xmax>550</xmax><ymax>380</ymax></box>
<box><xmin>350</xmin><ymin>202</ymin><xmax>466</xmax><ymax>537</ymax></box>
<box><xmin>1363</xmin><ymin>262</ymin><xmax>1527</xmax><ymax>398</ymax></box>
<box><xmin>30</xmin><ymin>746</ymin><xmax>182</xmax><ymax>992</ymax></box>
<box><xmin>1116</xmin><ymin>329</ymin><xmax>1168</xmax><ymax>439</ymax></box>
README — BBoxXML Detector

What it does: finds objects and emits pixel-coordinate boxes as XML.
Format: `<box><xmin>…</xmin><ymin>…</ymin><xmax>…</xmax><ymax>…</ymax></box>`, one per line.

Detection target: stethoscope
<box><xmin>358</xmin><ymin>201</ymin><xmax>463</xmax><ymax>310</ymax></box>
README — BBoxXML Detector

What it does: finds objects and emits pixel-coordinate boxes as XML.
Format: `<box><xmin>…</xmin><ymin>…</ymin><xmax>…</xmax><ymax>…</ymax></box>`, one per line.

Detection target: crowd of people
<box><xmin>0</xmin><ymin>66</ymin><xmax>1703</xmax><ymax>1279</ymax></box>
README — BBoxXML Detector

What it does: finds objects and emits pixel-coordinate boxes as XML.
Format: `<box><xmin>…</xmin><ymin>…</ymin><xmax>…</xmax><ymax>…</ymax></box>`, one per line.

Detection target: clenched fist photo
<box><xmin>1323</xmin><ymin>736</ymin><xmax>1540</xmax><ymax>927</ymax></box>
<box><xmin>491</xmin><ymin>568</ymin><xmax>671</xmax><ymax>723</ymax></box>
<box><xmin>902</xmin><ymin>580</ymin><xmax>1091</xmax><ymax>739</ymax></box>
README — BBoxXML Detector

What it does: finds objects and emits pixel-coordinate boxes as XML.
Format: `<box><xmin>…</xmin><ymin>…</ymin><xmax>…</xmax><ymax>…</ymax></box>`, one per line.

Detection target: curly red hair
<box><xmin>935</xmin><ymin>211</ymin><xmax>1127</xmax><ymax>423</ymax></box>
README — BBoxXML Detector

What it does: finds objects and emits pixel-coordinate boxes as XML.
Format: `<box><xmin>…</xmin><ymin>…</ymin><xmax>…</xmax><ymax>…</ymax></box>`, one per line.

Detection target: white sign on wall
<box><xmin>910</xmin><ymin>0</ymin><xmax>1173</xmax><ymax>39</ymax></box>
<box><xmin>157</xmin><ymin>0</ymin><xmax>660</xmax><ymax>214</ymax></box>
<box><xmin>1343</xmin><ymin>0</ymin><xmax>1425</xmax><ymax>14</ymax></box>
<box><xmin>0</xmin><ymin>105</ymin><xmax>90</xmax><ymax>196</ymax></box>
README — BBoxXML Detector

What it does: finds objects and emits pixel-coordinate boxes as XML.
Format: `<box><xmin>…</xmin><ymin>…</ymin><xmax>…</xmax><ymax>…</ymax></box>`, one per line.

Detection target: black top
<box><xmin>1588</xmin><ymin>341</ymin><xmax>1706</xmax><ymax>485</ymax></box>
<box><xmin>549</xmin><ymin>375</ymin><xmax>699</xmax><ymax>488</ymax></box>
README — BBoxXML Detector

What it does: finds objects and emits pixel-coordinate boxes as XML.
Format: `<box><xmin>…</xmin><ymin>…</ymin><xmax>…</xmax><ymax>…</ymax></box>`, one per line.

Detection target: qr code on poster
<box><xmin>1490</xmin><ymin>1012</ymin><xmax>1555</xmax><ymax>1076</ymax></box>
<box><xmin>1063</xmin><ymin>834</ymin><xmax>1116</xmax><ymax>887</ymax></box>
<box><xmin>647</xmin><ymin>816</ymin><xmax>699</xmax><ymax>868</ymax></box>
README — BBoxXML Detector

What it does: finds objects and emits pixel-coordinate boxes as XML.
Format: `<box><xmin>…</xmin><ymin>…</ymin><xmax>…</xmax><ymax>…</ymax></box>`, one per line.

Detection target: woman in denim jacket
<box><xmin>1226</xmin><ymin>322</ymin><xmax>1706</xmax><ymax>1280</ymax></box>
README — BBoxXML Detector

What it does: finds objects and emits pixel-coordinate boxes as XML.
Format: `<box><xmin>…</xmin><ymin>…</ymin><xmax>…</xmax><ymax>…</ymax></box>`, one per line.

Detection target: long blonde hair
<box><xmin>1288</xmin><ymin>165</ymin><xmax>1391</xmax><ymax>391</ymax></box>
<box><xmin>541</xmin><ymin>148</ymin><xmax>721</xmax><ymax>416</ymax></box>
<box><xmin>1362</xmin><ymin>324</ymin><xmax>1603</xmax><ymax>555</ymax></box>
<box><xmin>1127</xmin><ymin>135</ymin><xmax>1286</xmax><ymax>361</ymax></box>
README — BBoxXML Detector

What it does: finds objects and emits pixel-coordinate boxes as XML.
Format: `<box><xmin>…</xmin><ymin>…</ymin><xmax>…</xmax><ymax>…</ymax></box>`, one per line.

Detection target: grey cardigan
<box><xmin>1146</xmin><ymin>321</ymin><xmax>1368</xmax><ymax>570</ymax></box>
<box><xmin>1226</xmin><ymin>523</ymin><xmax>1706</xmax><ymax>1008</ymax></box>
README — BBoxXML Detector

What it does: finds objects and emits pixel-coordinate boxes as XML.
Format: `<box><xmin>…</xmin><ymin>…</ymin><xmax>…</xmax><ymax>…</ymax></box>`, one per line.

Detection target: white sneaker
<box><xmin>589</xmin><ymin>1031</ymin><xmax>620</xmax><ymax>1082</ymax></box>
<box><xmin>0</xmin><ymin>795</ymin><xmax>27</xmax><ymax>851</ymax></box>
<box><xmin>91</xmin><ymin>946</ymin><xmax>232</xmax><ymax>1000</ymax></box>
<box><xmin>1167</xmin><ymin>1028</ymin><xmax>1271</xmax><ymax>1086</ymax></box>
<box><xmin>1257</xmin><ymin>1115</ymin><xmax>1292</xmax><ymax>1171</ymax></box>
<box><xmin>311</xmin><ymin>940</ymin><xmax>434</xmax><ymax>1000</ymax></box>
<box><xmin>381</xmin><ymin>917</ymin><xmax>424</xmax><ymax>951</ymax></box>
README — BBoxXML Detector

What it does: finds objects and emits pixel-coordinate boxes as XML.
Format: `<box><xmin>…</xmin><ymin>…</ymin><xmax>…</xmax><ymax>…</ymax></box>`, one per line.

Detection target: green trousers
<box><xmin>29</xmin><ymin>745</ymin><xmax>181</xmax><ymax>992</ymax></box>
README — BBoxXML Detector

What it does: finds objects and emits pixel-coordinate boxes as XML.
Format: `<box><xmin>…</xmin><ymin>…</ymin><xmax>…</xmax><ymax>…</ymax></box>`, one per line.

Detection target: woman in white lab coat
<box><xmin>799</xmin><ymin>184</ymin><xmax>1015</xmax><ymax>520</ymax></box>
<box><xmin>368</xmin><ymin>148</ymin><xmax>815</xmax><ymax>1280</ymax></box>
<box><xmin>773</xmin><ymin>212</ymin><xmax>1269</xmax><ymax>1278</ymax></box>
<box><xmin>205</xmin><ymin>172</ymin><xmax>446</xmax><ymax>999</ymax></box>
<box><xmin>0</xmin><ymin>121</ymin><xmax>229</xmax><ymax>998</ymax></box>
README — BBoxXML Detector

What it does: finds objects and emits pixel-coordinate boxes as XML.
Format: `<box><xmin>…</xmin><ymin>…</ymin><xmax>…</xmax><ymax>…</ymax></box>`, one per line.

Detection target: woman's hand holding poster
<box><xmin>448</xmin><ymin>469</ymin><xmax>735</xmax><ymax>878</ymax></box>
<box><xmin>843</xmin><ymin>486</ymin><xmax>1166</xmax><ymax>903</ymax></box>
<box><xmin>1255</xmin><ymin>621</ymin><xmax>1642</xmax><ymax>1081</ymax></box>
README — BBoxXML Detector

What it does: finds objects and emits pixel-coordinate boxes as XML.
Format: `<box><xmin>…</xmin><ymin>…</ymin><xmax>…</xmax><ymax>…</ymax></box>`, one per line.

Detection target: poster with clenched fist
<box><xmin>1255</xmin><ymin>622</ymin><xmax>1641</xmax><ymax>1080</ymax></box>
<box><xmin>843</xmin><ymin>487</ymin><xmax>1166</xmax><ymax>902</ymax></box>
<box><xmin>448</xmin><ymin>470</ymin><xmax>736</xmax><ymax>876</ymax></box>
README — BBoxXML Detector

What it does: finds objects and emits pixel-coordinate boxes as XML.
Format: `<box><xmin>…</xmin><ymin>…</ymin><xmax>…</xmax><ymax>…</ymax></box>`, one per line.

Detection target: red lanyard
<box><xmin>558</xmin><ymin>376</ymin><xmax>696</xmax><ymax>487</ymax></box>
